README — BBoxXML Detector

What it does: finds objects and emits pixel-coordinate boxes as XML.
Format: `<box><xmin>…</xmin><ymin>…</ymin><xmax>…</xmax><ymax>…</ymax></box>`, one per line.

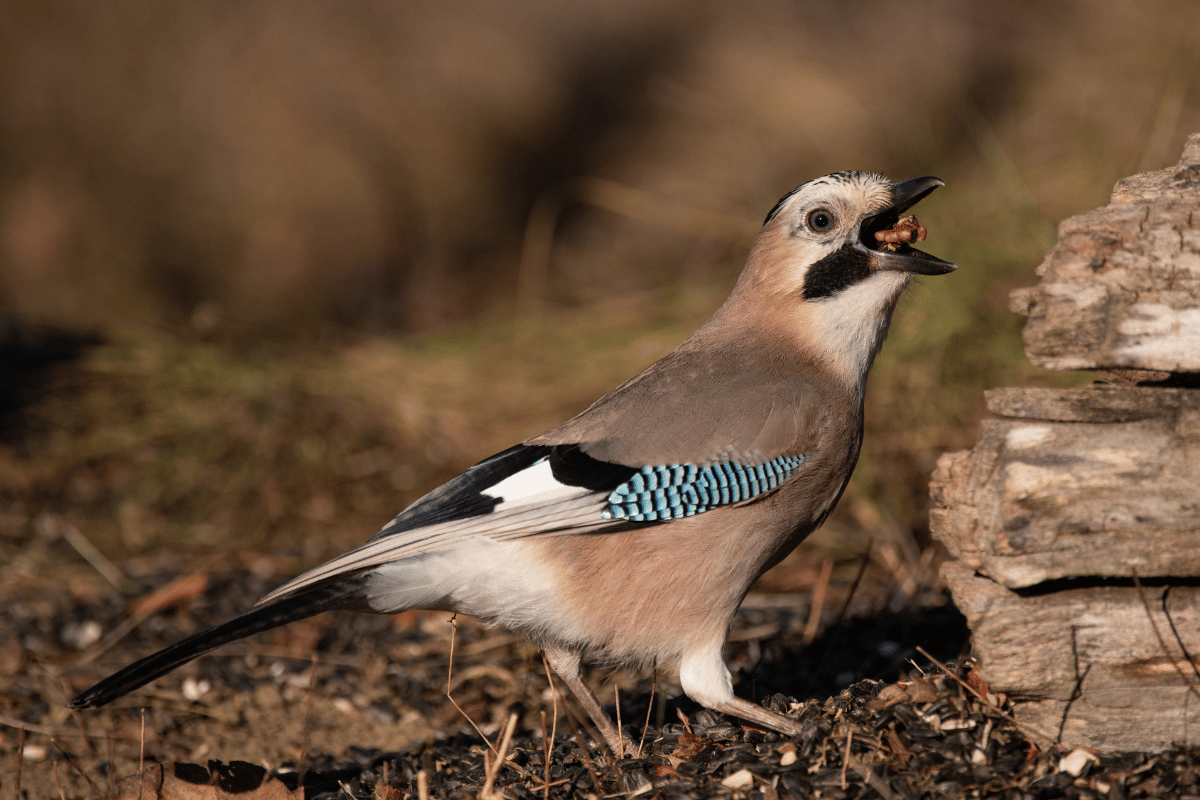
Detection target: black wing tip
<box><xmin>65</xmin><ymin>664</ymin><xmax>155</xmax><ymax>709</ymax></box>
<box><xmin>66</xmin><ymin>692</ymin><xmax>104</xmax><ymax>710</ymax></box>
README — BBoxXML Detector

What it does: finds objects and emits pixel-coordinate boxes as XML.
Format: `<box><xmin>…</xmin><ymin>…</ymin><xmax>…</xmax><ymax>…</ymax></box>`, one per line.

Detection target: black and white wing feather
<box><xmin>258</xmin><ymin>441</ymin><xmax>807</xmax><ymax>605</ymax></box>
<box><xmin>259</xmin><ymin>444</ymin><xmax>632</xmax><ymax>603</ymax></box>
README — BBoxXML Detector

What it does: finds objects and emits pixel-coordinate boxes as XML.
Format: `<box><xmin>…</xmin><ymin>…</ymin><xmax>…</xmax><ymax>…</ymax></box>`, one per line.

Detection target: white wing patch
<box><xmin>484</xmin><ymin>456</ymin><xmax>590</xmax><ymax>510</ymax></box>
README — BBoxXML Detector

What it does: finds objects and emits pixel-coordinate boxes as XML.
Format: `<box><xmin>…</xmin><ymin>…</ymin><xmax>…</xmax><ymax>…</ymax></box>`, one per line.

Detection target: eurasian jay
<box><xmin>69</xmin><ymin>171</ymin><xmax>956</xmax><ymax>754</ymax></box>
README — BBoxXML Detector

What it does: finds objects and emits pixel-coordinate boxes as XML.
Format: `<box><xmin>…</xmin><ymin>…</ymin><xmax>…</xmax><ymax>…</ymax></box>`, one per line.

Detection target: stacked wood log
<box><xmin>931</xmin><ymin>133</ymin><xmax>1200</xmax><ymax>752</ymax></box>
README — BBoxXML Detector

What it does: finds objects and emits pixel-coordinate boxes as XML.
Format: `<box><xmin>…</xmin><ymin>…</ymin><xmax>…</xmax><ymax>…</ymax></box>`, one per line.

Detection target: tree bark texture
<box><xmin>931</xmin><ymin>386</ymin><xmax>1200</xmax><ymax>589</ymax></box>
<box><xmin>932</xmin><ymin>134</ymin><xmax>1200</xmax><ymax>752</ymax></box>
<box><xmin>1010</xmin><ymin>133</ymin><xmax>1200</xmax><ymax>373</ymax></box>
<box><xmin>942</xmin><ymin>562</ymin><xmax>1200</xmax><ymax>753</ymax></box>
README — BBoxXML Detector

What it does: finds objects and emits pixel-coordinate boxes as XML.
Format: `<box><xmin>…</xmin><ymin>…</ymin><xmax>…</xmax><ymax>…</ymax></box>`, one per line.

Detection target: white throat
<box><xmin>801</xmin><ymin>271</ymin><xmax>912</xmax><ymax>392</ymax></box>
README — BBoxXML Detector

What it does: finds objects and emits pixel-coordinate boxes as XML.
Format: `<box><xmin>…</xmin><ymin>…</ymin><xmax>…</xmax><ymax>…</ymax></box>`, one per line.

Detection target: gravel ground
<box><xmin>7</xmin><ymin>570</ymin><xmax>1200</xmax><ymax>799</ymax></box>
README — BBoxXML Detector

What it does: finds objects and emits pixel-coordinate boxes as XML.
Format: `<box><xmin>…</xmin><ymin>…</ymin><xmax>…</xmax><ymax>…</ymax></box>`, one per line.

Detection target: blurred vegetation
<box><xmin>1</xmin><ymin>0</ymin><xmax>1198</xmax><ymax>593</ymax></box>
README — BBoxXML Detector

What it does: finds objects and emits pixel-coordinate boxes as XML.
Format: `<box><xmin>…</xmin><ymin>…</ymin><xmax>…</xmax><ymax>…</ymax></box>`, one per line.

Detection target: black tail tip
<box><xmin>66</xmin><ymin>689</ymin><xmax>105</xmax><ymax>710</ymax></box>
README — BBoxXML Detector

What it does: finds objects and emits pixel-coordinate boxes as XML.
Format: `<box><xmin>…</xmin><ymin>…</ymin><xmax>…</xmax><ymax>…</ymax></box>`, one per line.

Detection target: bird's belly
<box><xmin>522</xmin><ymin>505</ymin><xmax>798</xmax><ymax>669</ymax></box>
<box><xmin>364</xmin><ymin>537</ymin><xmax>590</xmax><ymax>635</ymax></box>
<box><xmin>365</xmin><ymin>497</ymin><xmax>815</xmax><ymax>670</ymax></box>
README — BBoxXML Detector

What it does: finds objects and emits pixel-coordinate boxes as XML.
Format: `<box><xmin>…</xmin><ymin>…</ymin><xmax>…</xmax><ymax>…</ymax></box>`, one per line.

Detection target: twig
<box><xmin>539</xmin><ymin>656</ymin><xmax>563</xmax><ymax>799</ymax></box>
<box><xmin>540</xmin><ymin>711</ymin><xmax>551</xmax><ymax>800</ymax></box>
<box><xmin>447</xmin><ymin>664</ymin><xmax>519</xmax><ymax>695</ymax></box>
<box><xmin>56</xmin><ymin>517</ymin><xmax>131</xmax><ymax>593</ymax></box>
<box><xmin>1132</xmin><ymin>571</ymin><xmax>1200</xmax><ymax>701</ymax></box>
<box><xmin>417</xmin><ymin>770</ymin><xmax>429</xmax><ymax>800</ymax></box>
<box><xmin>107</xmin><ymin>732</ymin><xmax>117</xmax><ymax>797</ymax></box>
<box><xmin>484</xmin><ymin>748</ymin><xmax>553</xmax><ymax>788</ymax></box>
<box><xmin>559</xmin><ymin>698</ymin><xmax>604</xmax><ymax>795</ymax></box>
<box><xmin>295</xmin><ymin>652</ymin><xmax>320</xmax><ymax>793</ymax></box>
<box><xmin>840</xmin><ymin>726</ymin><xmax>851</xmax><ymax>789</ymax></box>
<box><xmin>800</xmin><ymin>547</ymin><xmax>875</xmax><ymax>697</ymax></box>
<box><xmin>1058</xmin><ymin>626</ymin><xmax>1091</xmax><ymax>742</ymax></box>
<box><xmin>845</xmin><ymin>750</ymin><xmax>901</xmax><ymax>800</ymax></box>
<box><xmin>576</xmin><ymin>177</ymin><xmax>759</xmax><ymax>246</ymax></box>
<box><xmin>50</xmin><ymin>737</ymin><xmax>103</xmax><ymax>800</ymax></box>
<box><xmin>480</xmin><ymin>711</ymin><xmax>518</xmax><ymax>799</ymax></box>
<box><xmin>915</xmin><ymin>646</ymin><xmax>1059</xmax><ymax>749</ymax></box>
<box><xmin>542</xmin><ymin>656</ymin><xmax>559</xmax><ymax>763</ymax></box>
<box><xmin>1161</xmin><ymin>585</ymin><xmax>1200</xmax><ymax>685</ymax></box>
<box><xmin>637</xmin><ymin>669</ymin><xmax>656</xmax><ymax>759</ymax></box>
<box><xmin>833</xmin><ymin>540</ymin><xmax>873</xmax><ymax>629</ymax></box>
<box><xmin>54</xmin><ymin>760</ymin><xmax>66</xmax><ymax>800</ymax></box>
<box><xmin>802</xmin><ymin>560</ymin><xmax>833</xmax><ymax>646</ymax></box>
<box><xmin>0</xmin><ymin>714</ymin><xmax>132</xmax><ymax>740</ymax></box>
<box><xmin>139</xmin><ymin>708</ymin><xmax>146</xmax><ymax>800</ymax></box>
<box><xmin>614</xmin><ymin>684</ymin><xmax>624</xmax><ymax>759</ymax></box>
<box><xmin>78</xmin><ymin>571</ymin><xmax>207</xmax><ymax>664</ymax></box>
<box><xmin>515</xmin><ymin>178</ymin><xmax>759</xmax><ymax>336</ymax></box>
<box><xmin>1059</xmin><ymin>663</ymin><xmax>1092</xmax><ymax>743</ymax></box>
<box><xmin>15</xmin><ymin>725</ymin><xmax>24</xmax><ymax>800</ymax></box>
<box><xmin>69</xmin><ymin>708</ymin><xmax>96</xmax><ymax>755</ymax></box>
<box><xmin>448</xmin><ymin>616</ymin><xmax>499</xmax><ymax>755</ymax></box>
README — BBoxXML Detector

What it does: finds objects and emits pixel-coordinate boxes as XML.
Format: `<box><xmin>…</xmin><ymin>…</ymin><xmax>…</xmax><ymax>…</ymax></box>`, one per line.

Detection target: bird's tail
<box><xmin>67</xmin><ymin>577</ymin><xmax>366</xmax><ymax>710</ymax></box>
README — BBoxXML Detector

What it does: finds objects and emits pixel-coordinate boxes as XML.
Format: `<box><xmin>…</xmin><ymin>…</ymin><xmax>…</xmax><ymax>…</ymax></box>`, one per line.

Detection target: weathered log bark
<box><xmin>932</xmin><ymin>134</ymin><xmax>1200</xmax><ymax>753</ymax></box>
<box><xmin>931</xmin><ymin>386</ymin><xmax>1200</xmax><ymax>589</ymax></box>
<box><xmin>943</xmin><ymin>562</ymin><xmax>1200</xmax><ymax>753</ymax></box>
<box><xmin>1010</xmin><ymin>133</ymin><xmax>1200</xmax><ymax>373</ymax></box>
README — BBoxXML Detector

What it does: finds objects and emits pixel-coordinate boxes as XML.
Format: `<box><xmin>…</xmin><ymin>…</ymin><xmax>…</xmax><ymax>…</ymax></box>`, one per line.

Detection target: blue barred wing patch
<box><xmin>601</xmin><ymin>455</ymin><xmax>805</xmax><ymax>522</ymax></box>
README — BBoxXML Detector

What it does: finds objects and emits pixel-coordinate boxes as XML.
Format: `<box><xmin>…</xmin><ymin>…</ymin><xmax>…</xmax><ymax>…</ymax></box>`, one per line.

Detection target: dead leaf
<box><xmin>905</xmin><ymin>679</ymin><xmax>938</xmax><ymax>704</ymax></box>
<box><xmin>128</xmin><ymin>572</ymin><xmax>208</xmax><ymax>617</ymax></box>
<box><xmin>966</xmin><ymin>666</ymin><xmax>990</xmax><ymax>699</ymax></box>
<box><xmin>110</xmin><ymin>761</ymin><xmax>299</xmax><ymax>800</ymax></box>
<box><xmin>885</xmin><ymin>729</ymin><xmax>915</xmax><ymax>766</ymax></box>
<box><xmin>672</xmin><ymin>732</ymin><xmax>711</xmax><ymax>761</ymax></box>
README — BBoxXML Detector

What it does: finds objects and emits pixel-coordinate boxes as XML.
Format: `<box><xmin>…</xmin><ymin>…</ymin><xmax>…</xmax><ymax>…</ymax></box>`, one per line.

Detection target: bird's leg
<box><xmin>679</xmin><ymin>646</ymin><xmax>802</xmax><ymax>737</ymax></box>
<box><xmin>543</xmin><ymin>645</ymin><xmax>633</xmax><ymax>757</ymax></box>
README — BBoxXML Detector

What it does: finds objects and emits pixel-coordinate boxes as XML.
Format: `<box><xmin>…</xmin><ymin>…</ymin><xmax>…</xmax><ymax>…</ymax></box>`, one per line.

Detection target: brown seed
<box><xmin>874</xmin><ymin>215</ymin><xmax>927</xmax><ymax>252</ymax></box>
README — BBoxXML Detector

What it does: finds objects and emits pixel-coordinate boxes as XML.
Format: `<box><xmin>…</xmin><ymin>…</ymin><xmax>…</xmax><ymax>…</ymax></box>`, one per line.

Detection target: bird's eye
<box><xmin>807</xmin><ymin>209</ymin><xmax>835</xmax><ymax>232</ymax></box>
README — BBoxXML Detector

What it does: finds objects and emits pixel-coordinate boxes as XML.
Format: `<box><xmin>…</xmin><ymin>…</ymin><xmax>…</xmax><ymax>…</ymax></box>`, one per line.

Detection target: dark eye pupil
<box><xmin>810</xmin><ymin>211</ymin><xmax>832</xmax><ymax>230</ymax></box>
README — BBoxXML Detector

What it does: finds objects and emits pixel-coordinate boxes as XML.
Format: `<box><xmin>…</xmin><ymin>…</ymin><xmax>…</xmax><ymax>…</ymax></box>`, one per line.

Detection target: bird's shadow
<box><xmin>743</xmin><ymin>602</ymin><xmax>971</xmax><ymax>701</ymax></box>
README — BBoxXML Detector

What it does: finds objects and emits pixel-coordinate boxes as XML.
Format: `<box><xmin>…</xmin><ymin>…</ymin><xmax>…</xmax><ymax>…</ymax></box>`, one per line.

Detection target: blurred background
<box><xmin>1</xmin><ymin>0</ymin><xmax>1199</xmax><ymax>607</ymax></box>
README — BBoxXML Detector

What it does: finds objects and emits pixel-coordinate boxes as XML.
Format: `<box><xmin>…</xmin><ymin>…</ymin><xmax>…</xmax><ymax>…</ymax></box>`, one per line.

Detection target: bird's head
<box><xmin>724</xmin><ymin>171</ymin><xmax>958</xmax><ymax>389</ymax></box>
<box><xmin>753</xmin><ymin>170</ymin><xmax>956</xmax><ymax>296</ymax></box>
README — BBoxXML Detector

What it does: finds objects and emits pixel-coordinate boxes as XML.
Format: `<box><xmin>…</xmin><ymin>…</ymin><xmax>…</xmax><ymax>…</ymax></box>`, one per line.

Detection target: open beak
<box><xmin>860</xmin><ymin>176</ymin><xmax>957</xmax><ymax>275</ymax></box>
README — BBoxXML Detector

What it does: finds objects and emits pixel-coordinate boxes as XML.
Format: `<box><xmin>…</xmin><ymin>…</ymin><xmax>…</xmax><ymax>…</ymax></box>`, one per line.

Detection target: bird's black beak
<box><xmin>860</xmin><ymin>176</ymin><xmax>957</xmax><ymax>275</ymax></box>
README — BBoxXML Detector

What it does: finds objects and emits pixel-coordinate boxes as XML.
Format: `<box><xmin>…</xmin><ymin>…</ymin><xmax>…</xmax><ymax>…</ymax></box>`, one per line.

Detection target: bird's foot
<box><xmin>711</xmin><ymin>696</ymin><xmax>803</xmax><ymax>738</ymax></box>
